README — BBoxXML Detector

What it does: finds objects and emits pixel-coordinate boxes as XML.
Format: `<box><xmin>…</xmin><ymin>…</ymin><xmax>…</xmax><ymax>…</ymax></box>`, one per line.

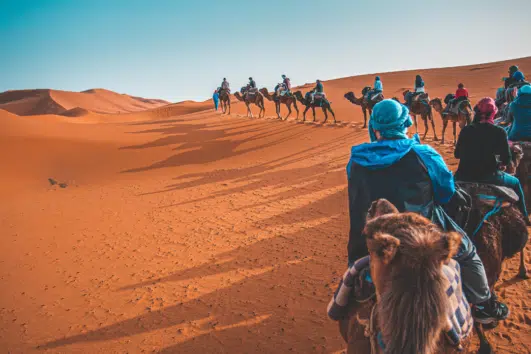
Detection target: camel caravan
<box><xmin>213</xmin><ymin>67</ymin><xmax>531</xmax><ymax>353</ymax></box>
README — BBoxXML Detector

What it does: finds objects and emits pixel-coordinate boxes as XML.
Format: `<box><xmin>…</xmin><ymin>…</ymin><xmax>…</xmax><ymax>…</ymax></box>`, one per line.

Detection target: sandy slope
<box><xmin>1</xmin><ymin>57</ymin><xmax>530</xmax><ymax>354</ymax></box>
<box><xmin>0</xmin><ymin>88</ymin><xmax>171</xmax><ymax>116</ymax></box>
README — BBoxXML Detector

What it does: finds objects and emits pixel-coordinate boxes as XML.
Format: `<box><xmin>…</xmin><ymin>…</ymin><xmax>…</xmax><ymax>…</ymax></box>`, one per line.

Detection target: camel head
<box><xmin>364</xmin><ymin>199</ymin><xmax>462</xmax><ymax>354</ymax></box>
<box><xmin>429</xmin><ymin>98</ymin><xmax>443</xmax><ymax>112</ymax></box>
<box><xmin>293</xmin><ymin>91</ymin><xmax>305</xmax><ymax>102</ymax></box>
<box><xmin>402</xmin><ymin>90</ymin><xmax>411</xmax><ymax>98</ymax></box>
<box><xmin>233</xmin><ymin>92</ymin><xmax>244</xmax><ymax>101</ymax></box>
<box><xmin>259</xmin><ymin>87</ymin><xmax>272</xmax><ymax>99</ymax></box>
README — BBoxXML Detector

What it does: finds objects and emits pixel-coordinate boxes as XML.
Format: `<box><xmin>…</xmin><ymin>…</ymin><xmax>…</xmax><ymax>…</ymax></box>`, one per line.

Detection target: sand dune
<box><xmin>1</xmin><ymin>57</ymin><xmax>530</xmax><ymax>353</ymax></box>
<box><xmin>0</xmin><ymin>88</ymin><xmax>171</xmax><ymax>116</ymax></box>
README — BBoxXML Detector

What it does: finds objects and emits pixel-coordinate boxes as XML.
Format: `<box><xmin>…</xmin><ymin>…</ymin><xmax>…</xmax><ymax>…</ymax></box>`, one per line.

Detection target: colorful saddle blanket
<box><xmin>327</xmin><ymin>256</ymin><xmax>473</xmax><ymax>347</ymax></box>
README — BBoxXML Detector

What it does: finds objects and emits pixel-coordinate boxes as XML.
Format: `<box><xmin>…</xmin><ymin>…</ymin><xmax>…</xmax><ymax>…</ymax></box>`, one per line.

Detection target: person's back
<box><xmin>221</xmin><ymin>79</ymin><xmax>229</xmax><ymax>90</ymax></box>
<box><xmin>315</xmin><ymin>81</ymin><xmax>323</xmax><ymax>93</ymax></box>
<box><xmin>415</xmin><ymin>75</ymin><xmax>425</xmax><ymax>93</ymax></box>
<box><xmin>373</xmin><ymin>77</ymin><xmax>383</xmax><ymax>92</ymax></box>
<box><xmin>348</xmin><ymin>146</ymin><xmax>435</xmax><ymax>260</ymax></box>
<box><xmin>508</xmin><ymin>85</ymin><xmax>531</xmax><ymax>142</ymax></box>
<box><xmin>455</xmin><ymin>123</ymin><xmax>510</xmax><ymax>180</ymax></box>
<box><xmin>455</xmin><ymin>86</ymin><xmax>469</xmax><ymax>100</ymax></box>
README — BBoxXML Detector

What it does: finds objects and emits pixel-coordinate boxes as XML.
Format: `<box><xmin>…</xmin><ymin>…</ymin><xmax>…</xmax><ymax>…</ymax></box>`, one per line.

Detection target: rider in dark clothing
<box><xmin>504</xmin><ymin>65</ymin><xmax>520</xmax><ymax>89</ymax></box>
<box><xmin>248</xmin><ymin>77</ymin><xmax>256</xmax><ymax>89</ymax></box>
<box><xmin>347</xmin><ymin>99</ymin><xmax>509</xmax><ymax>324</ymax></box>
<box><xmin>454</xmin><ymin>97</ymin><xmax>528</xmax><ymax>220</ymax></box>
<box><xmin>406</xmin><ymin>75</ymin><xmax>425</xmax><ymax>106</ymax></box>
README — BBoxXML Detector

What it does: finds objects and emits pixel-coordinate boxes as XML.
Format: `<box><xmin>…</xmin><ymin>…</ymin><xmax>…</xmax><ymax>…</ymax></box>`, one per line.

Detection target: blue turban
<box><xmin>513</xmin><ymin>71</ymin><xmax>525</xmax><ymax>81</ymax></box>
<box><xmin>369</xmin><ymin>99</ymin><xmax>413</xmax><ymax>142</ymax></box>
<box><xmin>519</xmin><ymin>84</ymin><xmax>531</xmax><ymax>96</ymax></box>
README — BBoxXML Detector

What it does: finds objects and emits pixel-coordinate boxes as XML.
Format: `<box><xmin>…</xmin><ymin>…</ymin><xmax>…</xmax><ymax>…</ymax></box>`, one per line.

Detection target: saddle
<box><xmin>450</xmin><ymin>99</ymin><xmax>470</xmax><ymax>115</ymax></box>
<box><xmin>413</xmin><ymin>92</ymin><xmax>429</xmax><ymax>102</ymax></box>
<box><xmin>314</xmin><ymin>93</ymin><xmax>325</xmax><ymax>100</ymax></box>
<box><xmin>454</xmin><ymin>182</ymin><xmax>519</xmax><ymax>237</ymax></box>
<box><xmin>369</xmin><ymin>93</ymin><xmax>383</xmax><ymax>102</ymax></box>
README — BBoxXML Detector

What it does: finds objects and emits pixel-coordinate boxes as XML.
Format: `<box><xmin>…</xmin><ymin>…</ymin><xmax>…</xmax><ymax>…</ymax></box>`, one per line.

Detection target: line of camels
<box><xmin>218</xmin><ymin>87</ymin><xmax>473</xmax><ymax>145</ymax></box>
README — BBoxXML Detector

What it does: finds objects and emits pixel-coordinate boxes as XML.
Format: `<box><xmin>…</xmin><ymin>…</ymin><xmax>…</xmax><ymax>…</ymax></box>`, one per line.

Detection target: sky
<box><xmin>1</xmin><ymin>0</ymin><xmax>531</xmax><ymax>102</ymax></box>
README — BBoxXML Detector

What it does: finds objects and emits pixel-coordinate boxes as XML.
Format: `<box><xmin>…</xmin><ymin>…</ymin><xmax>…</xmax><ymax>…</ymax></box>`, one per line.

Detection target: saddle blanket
<box><xmin>327</xmin><ymin>256</ymin><xmax>473</xmax><ymax>347</ymax></box>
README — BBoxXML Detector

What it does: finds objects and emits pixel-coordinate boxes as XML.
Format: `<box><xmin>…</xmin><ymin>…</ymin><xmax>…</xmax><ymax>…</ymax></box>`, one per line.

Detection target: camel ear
<box><xmin>367</xmin><ymin>232</ymin><xmax>400</xmax><ymax>265</ymax></box>
<box><xmin>367</xmin><ymin>199</ymin><xmax>399</xmax><ymax>221</ymax></box>
<box><xmin>438</xmin><ymin>232</ymin><xmax>462</xmax><ymax>261</ymax></box>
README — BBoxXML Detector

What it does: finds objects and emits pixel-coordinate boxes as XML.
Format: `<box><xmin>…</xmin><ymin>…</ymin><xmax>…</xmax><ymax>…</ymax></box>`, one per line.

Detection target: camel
<box><xmin>259</xmin><ymin>87</ymin><xmax>299</xmax><ymax>120</ymax></box>
<box><xmin>338</xmin><ymin>197</ymin><xmax>528</xmax><ymax>354</ymax></box>
<box><xmin>344</xmin><ymin>88</ymin><xmax>383</xmax><ymax>128</ymax></box>
<box><xmin>218</xmin><ymin>89</ymin><xmax>231</xmax><ymax>114</ymax></box>
<box><xmin>293</xmin><ymin>91</ymin><xmax>336</xmax><ymax>124</ymax></box>
<box><xmin>511</xmin><ymin>142</ymin><xmax>531</xmax><ymax>211</ymax></box>
<box><xmin>403</xmin><ymin>90</ymin><xmax>439</xmax><ymax>141</ymax></box>
<box><xmin>430</xmin><ymin>97</ymin><xmax>472</xmax><ymax>145</ymax></box>
<box><xmin>234</xmin><ymin>90</ymin><xmax>265</xmax><ymax>118</ymax></box>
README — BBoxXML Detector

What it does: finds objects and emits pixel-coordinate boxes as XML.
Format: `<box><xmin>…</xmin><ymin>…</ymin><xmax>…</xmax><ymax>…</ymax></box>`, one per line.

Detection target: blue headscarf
<box><xmin>513</xmin><ymin>71</ymin><xmax>525</xmax><ymax>81</ymax></box>
<box><xmin>369</xmin><ymin>99</ymin><xmax>413</xmax><ymax>142</ymax></box>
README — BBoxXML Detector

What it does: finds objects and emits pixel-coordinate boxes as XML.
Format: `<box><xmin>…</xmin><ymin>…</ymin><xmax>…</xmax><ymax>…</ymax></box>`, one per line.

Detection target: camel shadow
<box><xmin>39</xmin><ymin>191</ymin><xmax>349</xmax><ymax>353</ymax></box>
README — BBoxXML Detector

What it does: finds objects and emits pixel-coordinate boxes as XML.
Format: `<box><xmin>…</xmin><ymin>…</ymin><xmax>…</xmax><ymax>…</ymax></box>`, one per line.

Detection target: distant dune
<box><xmin>0</xmin><ymin>88</ymin><xmax>171</xmax><ymax>116</ymax></box>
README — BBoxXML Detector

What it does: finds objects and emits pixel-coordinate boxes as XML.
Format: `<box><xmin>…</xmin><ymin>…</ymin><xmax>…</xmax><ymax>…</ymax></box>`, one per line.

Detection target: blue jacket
<box><xmin>315</xmin><ymin>82</ymin><xmax>323</xmax><ymax>93</ymax></box>
<box><xmin>213</xmin><ymin>92</ymin><xmax>219</xmax><ymax>103</ymax></box>
<box><xmin>373</xmin><ymin>79</ymin><xmax>383</xmax><ymax>91</ymax></box>
<box><xmin>508</xmin><ymin>93</ymin><xmax>531</xmax><ymax>141</ymax></box>
<box><xmin>346</xmin><ymin>135</ymin><xmax>464</xmax><ymax>263</ymax></box>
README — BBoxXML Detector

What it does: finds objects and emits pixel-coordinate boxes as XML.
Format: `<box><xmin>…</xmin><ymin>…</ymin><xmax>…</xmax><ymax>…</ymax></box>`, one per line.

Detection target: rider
<box><xmin>220</xmin><ymin>78</ymin><xmax>230</xmax><ymax>93</ymax></box>
<box><xmin>347</xmin><ymin>99</ymin><xmax>509</xmax><ymax>324</ymax></box>
<box><xmin>248</xmin><ymin>77</ymin><xmax>256</xmax><ymax>90</ymax></box>
<box><xmin>406</xmin><ymin>74</ymin><xmax>425</xmax><ymax>106</ymax></box>
<box><xmin>365</xmin><ymin>76</ymin><xmax>383</xmax><ymax>102</ymax></box>
<box><xmin>504</xmin><ymin>65</ymin><xmax>520</xmax><ymax>89</ymax></box>
<box><xmin>275</xmin><ymin>74</ymin><xmax>292</xmax><ymax>98</ymax></box>
<box><xmin>507</xmin><ymin>85</ymin><xmax>531</xmax><ymax>142</ymax></box>
<box><xmin>454</xmin><ymin>97</ymin><xmax>529</xmax><ymax>220</ymax></box>
<box><xmin>310</xmin><ymin>79</ymin><xmax>324</xmax><ymax>103</ymax></box>
<box><xmin>445</xmin><ymin>83</ymin><xmax>469</xmax><ymax>115</ymax></box>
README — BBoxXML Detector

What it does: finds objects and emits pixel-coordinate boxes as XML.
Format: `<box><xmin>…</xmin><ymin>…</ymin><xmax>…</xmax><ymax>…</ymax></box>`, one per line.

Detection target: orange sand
<box><xmin>0</xmin><ymin>57</ymin><xmax>530</xmax><ymax>353</ymax></box>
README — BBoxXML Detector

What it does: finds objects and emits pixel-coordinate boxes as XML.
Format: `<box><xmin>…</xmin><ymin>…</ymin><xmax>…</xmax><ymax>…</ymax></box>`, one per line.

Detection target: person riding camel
<box><xmin>504</xmin><ymin>65</ymin><xmax>520</xmax><ymax>89</ymax></box>
<box><xmin>365</xmin><ymin>76</ymin><xmax>383</xmax><ymax>103</ymax></box>
<box><xmin>346</xmin><ymin>99</ymin><xmax>509</xmax><ymax>324</ymax></box>
<box><xmin>507</xmin><ymin>85</ymin><xmax>531</xmax><ymax>142</ymax></box>
<box><xmin>310</xmin><ymin>79</ymin><xmax>324</xmax><ymax>103</ymax></box>
<box><xmin>220</xmin><ymin>78</ymin><xmax>230</xmax><ymax>93</ymax></box>
<box><xmin>248</xmin><ymin>77</ymin><xmax>256</xmax><ymax>90</ymax></box>
<box><xmin>454</xmin><ymin>97</ymin><xmax>529</xmax><ymax>221</ymax></box>
<box><xmin>444</xmin><ymin>83</ymin><xmax>469</xmax><ymax>115</ymax></box>
<box><xmin>405</xmin><ymin>74</ymin><xmax>425</xmax><ymax>106</ymax></box>
<box><xmin>275</xmin><ymin>74</ymin><xmax>292</xmax><ymax>97</ymax></box>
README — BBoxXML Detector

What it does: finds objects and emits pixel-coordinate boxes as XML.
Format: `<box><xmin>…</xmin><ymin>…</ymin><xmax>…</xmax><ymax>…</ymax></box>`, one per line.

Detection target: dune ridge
<box><xmin>0</xmin><ymin>88</ymin><xmax>171</xmax><ymax>117</ymax></box>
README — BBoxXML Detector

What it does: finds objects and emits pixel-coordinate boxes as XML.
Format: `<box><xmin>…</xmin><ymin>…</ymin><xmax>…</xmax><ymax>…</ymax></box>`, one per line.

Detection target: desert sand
<box><xmin>1</xmin><ymin>57</ymin><xmax>530</xmax><ymax>353</ymax></box>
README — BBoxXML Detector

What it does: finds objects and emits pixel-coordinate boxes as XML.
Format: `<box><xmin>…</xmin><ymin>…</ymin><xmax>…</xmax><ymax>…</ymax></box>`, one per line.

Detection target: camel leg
<box><xmin>423</xmin><ymin>116</ymin><xmax>429</xmax><ymax>140</ymax></box>
<box><xmin>322</xmin><ymin>107</ymin><xmax>328</xmax><ymax>124</ymax></box>
<box><xmin>302</xmin><ymin>106</ymin><xmax>310</xmax><ymax>122</ymax></box>
<box><xmin>329</xmin><ymin>106</ymin><xmax>336</xmax><ymax>123</ymax></box>
<box><xmin>362</xmin><ymin>108</ymin><xmax>367</xmax><ymax>129</ymax></box>
<box><xmin>441</xmin><ymin>120</ymin><xmax>448</xmax><ymax>144</ymax></box>
<box><xmin>228</xmin><ymin>100</ymin><xmax>231</xmax><ymax>115</ymax></box>
<box><xmin>285</xmin><ymin>103</ymin><xmax>292</xmax><ymax>120</ymax></box>
<box><xmin>293</xmin><ymin>100</ymin><xmax>299</xmax><ymax>120</ymax></box>
<box><xmin>474</xmin><ymin>323</ymin><xmax>493</xmax><ymax>354</ymax></box>
<box><xmin>453</xmin><ymin>121</ymin><xmax>457</xmax><ymax>146</ymax></box>
<box><xmin>312</xmin><ymin>107</ymin><xmax>316</xmax><ymax>122</ymax></box>
<box><xmin>247</xmin><ymin>103</ymin><xmax>252</xmax><ymax>118</ymax></box>
<box><xmin>518</xmin><ymin>250</ymin><xmax>528</xmax><ymax>279</ymax></box>
<box><xmin>413</xmin><ymin>115</ymin><xmax>418</xmax><ymax>134</ymax></box>
<box><xmin>276</xmin><ymin>102</ymin><xmax>281</xmax><ymax>119</ymax></box>
<box><xmin>430</xmin><ymin>113</ymin><xmax>439</xmax><ymax>141</ymax></box>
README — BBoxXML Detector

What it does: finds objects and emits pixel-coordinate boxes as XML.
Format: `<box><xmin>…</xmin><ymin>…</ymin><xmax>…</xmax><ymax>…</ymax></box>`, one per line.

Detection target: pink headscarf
<box><xmin>474</xmin><ymin>97</ymin><xmax>498</xmax><ymax>124</ymax></box>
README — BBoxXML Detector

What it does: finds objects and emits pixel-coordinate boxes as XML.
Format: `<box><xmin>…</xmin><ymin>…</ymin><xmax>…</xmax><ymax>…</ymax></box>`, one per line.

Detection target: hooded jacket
<box><xmin>346</xmin><ymin>135</ymin><xmax>462</xmax><ymax>263</ymax></box>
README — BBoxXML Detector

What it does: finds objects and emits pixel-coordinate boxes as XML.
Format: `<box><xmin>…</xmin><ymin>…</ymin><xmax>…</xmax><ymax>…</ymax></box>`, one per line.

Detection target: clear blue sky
<box><xmin>1</xmin><ymin>0</ymin><xmax>530</xmax><ymax>102</ymax></box>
